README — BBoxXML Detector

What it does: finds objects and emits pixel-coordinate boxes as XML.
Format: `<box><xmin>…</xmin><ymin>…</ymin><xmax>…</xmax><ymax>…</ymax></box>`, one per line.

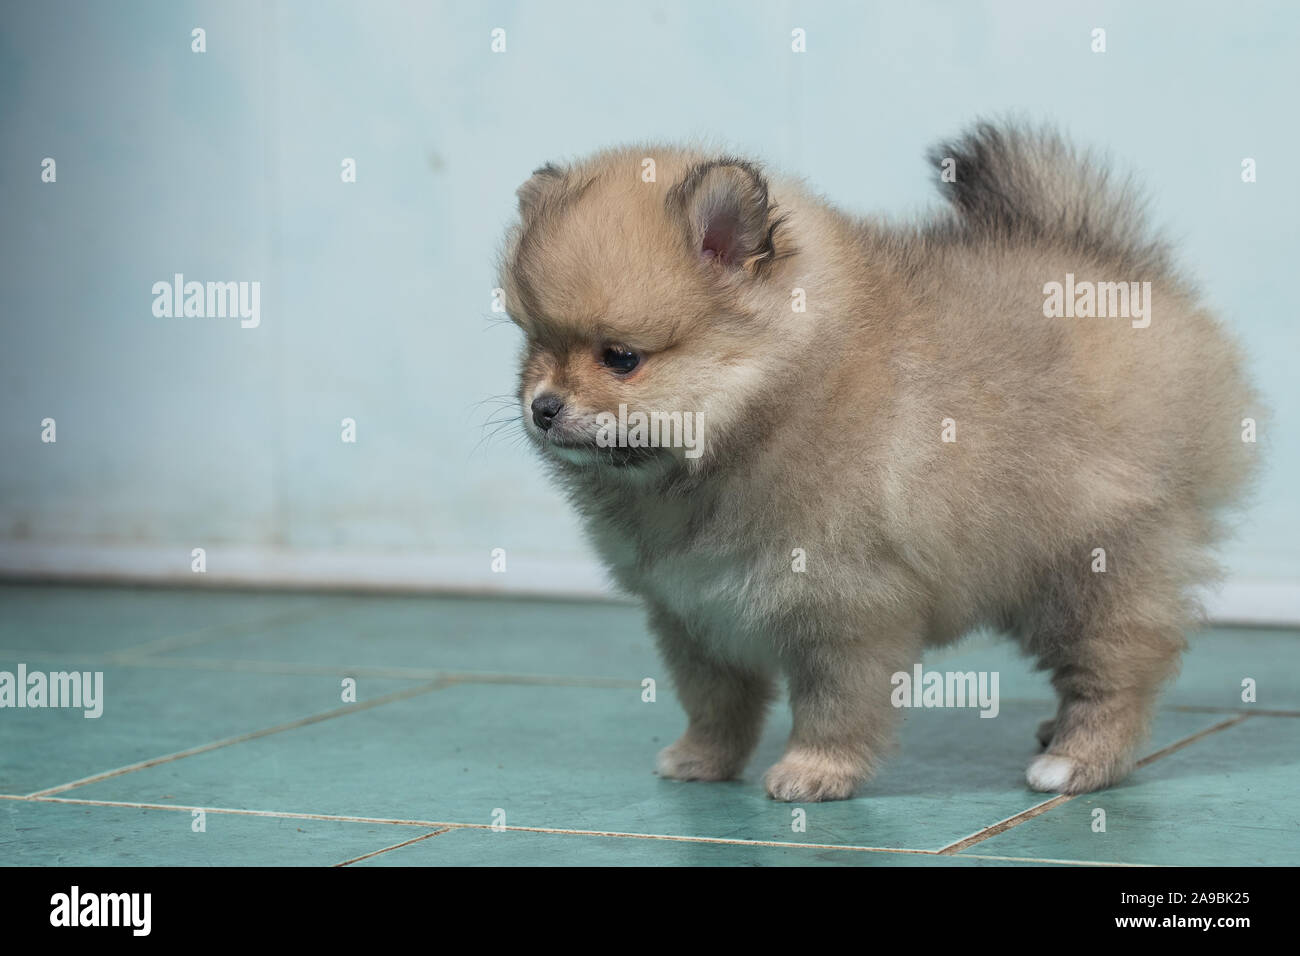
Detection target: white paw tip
<box><xmin>1026</xmin><ymin>754</ymin><xmax>1076</xmax><ymax>792</ymax></box>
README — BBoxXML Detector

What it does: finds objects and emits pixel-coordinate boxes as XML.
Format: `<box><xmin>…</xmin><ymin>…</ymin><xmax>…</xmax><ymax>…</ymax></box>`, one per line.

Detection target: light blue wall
<box><xmin>1</xmin><ymin>0</ymin><xmax>1296</xmax><ymax>585</ymax></box>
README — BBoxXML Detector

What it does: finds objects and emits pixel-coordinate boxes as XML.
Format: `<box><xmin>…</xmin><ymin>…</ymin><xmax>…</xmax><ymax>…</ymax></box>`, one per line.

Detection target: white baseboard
<box><xmin>1199</xmin><ymin>580</ymin><xmax>1300</xmax><ymax>627</ymax></box>
<box><xmin>0</xmin><ymin>542</ymin><xmax>1296</xmax><ymax>626</ymax></box>
<box><xmin>0</xmin><ymin>543</ymin><xmax>622</xmax><ymax>602</ymax></box>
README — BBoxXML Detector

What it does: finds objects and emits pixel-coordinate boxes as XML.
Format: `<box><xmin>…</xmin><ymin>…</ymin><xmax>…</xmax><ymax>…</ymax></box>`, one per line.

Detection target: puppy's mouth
<box><xmin>530</xmin><ymin>419</ymin><xmax>662</xmax><ymax>469</ymax></box>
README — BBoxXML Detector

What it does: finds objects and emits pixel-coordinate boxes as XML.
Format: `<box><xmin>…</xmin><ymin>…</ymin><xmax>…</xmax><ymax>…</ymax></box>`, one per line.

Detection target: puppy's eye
<box><xmin>601</xmin><ymin>345</ymin><xmax>641</xmax><ymax>374</ymax></box>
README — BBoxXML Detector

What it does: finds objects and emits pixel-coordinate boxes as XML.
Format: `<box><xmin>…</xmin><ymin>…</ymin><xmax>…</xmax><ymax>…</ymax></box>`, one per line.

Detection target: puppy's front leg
<box><xmin>765</xmin><ymin>635</ymin><xmax>917</xmax><ymax>802</ymax></box>
<box><xmin>650</xmin><ymin>604</ymin><xmax>776</xmax><ymax>782</ymax></box>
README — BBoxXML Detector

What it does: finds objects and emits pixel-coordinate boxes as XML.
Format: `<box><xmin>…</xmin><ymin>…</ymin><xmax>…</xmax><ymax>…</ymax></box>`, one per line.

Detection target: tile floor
<box><xmin>0</xmin><ymin>584</ymin><xmax>1295</xmax><ymax>866</ymax></box>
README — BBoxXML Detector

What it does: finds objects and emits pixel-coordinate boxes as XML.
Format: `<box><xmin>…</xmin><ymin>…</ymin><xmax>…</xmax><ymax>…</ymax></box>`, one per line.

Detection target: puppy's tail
<box><xmin>928</xmin><ymin>121</ymin><xmax>1167</xmax><ymax>270</ymax></box>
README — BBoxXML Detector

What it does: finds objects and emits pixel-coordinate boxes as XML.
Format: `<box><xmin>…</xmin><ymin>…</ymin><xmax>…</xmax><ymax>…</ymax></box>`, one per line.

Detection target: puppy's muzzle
<box><xmin>531</xmin><ymin>393</ymin><xmax>564</xmax><ymax>431</ymax></box>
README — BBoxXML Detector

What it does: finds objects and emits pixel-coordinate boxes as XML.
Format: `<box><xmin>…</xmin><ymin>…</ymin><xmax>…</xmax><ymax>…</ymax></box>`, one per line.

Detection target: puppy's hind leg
<box><xmin>650</xmin><ymin>605</ymin><xmax>776</xmax><ymax>782</ymax></box>
<box><xmin>1024</xmin><ymin>532</ymin><xmax>1197</xmax><ymax>794</ymax></box>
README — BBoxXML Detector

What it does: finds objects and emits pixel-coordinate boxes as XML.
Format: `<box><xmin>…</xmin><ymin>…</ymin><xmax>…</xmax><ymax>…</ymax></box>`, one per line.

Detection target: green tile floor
<box><xmin>0</xmin><ymin>584</ymin><xmax>1296</xmax><ymax>866</ymax></box>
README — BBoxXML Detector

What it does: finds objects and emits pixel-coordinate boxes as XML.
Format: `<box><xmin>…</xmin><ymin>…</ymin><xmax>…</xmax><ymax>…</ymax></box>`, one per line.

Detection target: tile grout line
<box><xmin>956</xmin><ymin>853</ymin><xmax>1154</xmax><ymax>867</ymax></box>
<box><xmin>0</xmin><ymin>793</ymin><xmax>931</xmax><ymax>853</ymax></box>
<box><xmin>0</xmin><ymin>794</ymin><xmax>471</xmax><ymax>828</ymax></box>
<box><xmin>1164</xmin><ymin>706</ymin><xmax>1298</xmax><ymax>718</ymax></box>
<box><xmin>936</xmin><ymin>713</ymin><xmax>1250</xmax><ymax>856</ymax></box>
<box><xmin>332</xmin><ymin>828</ymin><xmax>452</xmax><ymax>867</ymax></box>
<box><xmin>0</xmin><ymin>794</ymin><xmax>1138</xmax><ymax>864</ymax></box>
<box><xmin>22</xmin><ymin>678</ymin><xmax>452</xmax><ymax>798</ymax></box>
<box><xmin>4</xmin><ymin>713</ymin><xmax>1257</xmax><ymax>860</ymax></box>
<box><xmin>6</xmin><ymin>646</ymin><xmax>1298</xmax><ymax>714</ymax></box>
<box><xmin>936</xmin><ymin>794</ymin><xmax>1074</xmax><ymax>856</ymax></box>
<box><xmin>122</xmin><ymin>657</ymin><xmax>641</xmax><ymax>689</ymax></box>
<box><xmin>104</xmin><ymin>603</ymin><xmax>339</xmax><ymax>661</ymax></box>
<box><xmin>0</xmin><ymin>648</ymin><xmax>644</xmax><ymax>689</ymax></box>
<box><xmin>1132</xmin><ymin>713</ymin><xmax>1249</xmax><ymax>768</ymax></box>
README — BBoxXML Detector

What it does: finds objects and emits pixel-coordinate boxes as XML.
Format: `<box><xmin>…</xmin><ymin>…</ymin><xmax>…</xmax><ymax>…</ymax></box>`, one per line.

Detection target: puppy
<box><xmin>498</xmin><ymin>122</ymin><xmax>1259</xmax><ymax>800</ymax></box>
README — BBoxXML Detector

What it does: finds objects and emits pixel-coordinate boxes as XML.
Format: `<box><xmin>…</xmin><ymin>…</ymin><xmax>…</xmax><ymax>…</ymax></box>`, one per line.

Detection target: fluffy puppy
<box><xmin>498</xmin><ymin>122</ymin><xmax>1259</xmax><ymax>801</ymax></box>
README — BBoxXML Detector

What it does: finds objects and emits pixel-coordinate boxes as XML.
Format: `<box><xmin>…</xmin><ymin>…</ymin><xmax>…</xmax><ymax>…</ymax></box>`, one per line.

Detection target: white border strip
<box><xmin>0</xmin><ymin>542</ymin><xmax>623</xmax><ymax>602</ymax></box>
<box><xmin>1201</xmin><ymin>580</ymin><xmax>1300</xmax><ymax>627</ymax></box>
<box><xmin>0</xmin><ymin>542</ymin><xmax>1295</xmax><ymax>624</ymax></box>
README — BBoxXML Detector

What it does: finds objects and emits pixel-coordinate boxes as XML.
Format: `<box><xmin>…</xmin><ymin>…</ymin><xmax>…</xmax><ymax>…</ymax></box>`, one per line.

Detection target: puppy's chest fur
<box><xmin>585</xmin><ymin>494</ymin><xmax>782</xmax><ymax>667</ymax></box>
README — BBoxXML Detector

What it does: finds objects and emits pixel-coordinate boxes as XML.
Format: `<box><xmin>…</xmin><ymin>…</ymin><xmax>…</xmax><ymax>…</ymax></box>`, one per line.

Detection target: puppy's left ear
<box><xmin>669</xmin><ymin>159</ymin><xmax>783</xmax><ymax>274</ymax></box>
<box><xmin>516</xmin><ymin>162</ymin><xmax>565</xmax><ymax>216</ymax></box>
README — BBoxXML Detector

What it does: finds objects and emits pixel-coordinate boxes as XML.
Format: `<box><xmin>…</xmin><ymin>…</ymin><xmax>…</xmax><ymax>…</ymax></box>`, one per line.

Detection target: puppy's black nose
<box><xmin>531</xmin><ymin>393</ymin><xmax>564</xmax><ymax>431</ymax></box>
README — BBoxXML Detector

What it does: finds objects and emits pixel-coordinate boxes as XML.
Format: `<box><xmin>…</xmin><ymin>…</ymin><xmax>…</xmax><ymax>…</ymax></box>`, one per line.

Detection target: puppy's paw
<box><xmin>656</xmin><ymin>736</ymin><xmax>743</xmax><ymax>782</ymax></box>
<box><xmin>1025</xmin><ymin>754</ymin><xmax>1076</xmax><ymax>792</ymax></box>
<box><xmin>763</xmin><ymin>750</ymin><xmax>863</xmax><ymax>802</ymax></box>
<box><xmin>1035</xmin><ymin>717</ymin><xmax>1057</xmax><ymax>749</ymax></box>
<box><xmin>1025</xmin><ymin>753</ymin><xmax>1130</xmax><ymax>794</ymax></box>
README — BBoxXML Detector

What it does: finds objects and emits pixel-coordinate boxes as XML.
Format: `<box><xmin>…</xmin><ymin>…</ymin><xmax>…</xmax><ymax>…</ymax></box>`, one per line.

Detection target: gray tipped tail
<box><xmin>929</xmin><ymin>121</ymin><xmax>1168</xmax><ymax>271</ymax></box>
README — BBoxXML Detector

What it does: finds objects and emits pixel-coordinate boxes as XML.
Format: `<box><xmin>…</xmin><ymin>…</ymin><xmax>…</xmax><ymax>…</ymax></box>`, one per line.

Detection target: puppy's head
<box><xmin>499</xmin><ymin>146</ymin><xmax>795</xmax><ymax>474</ymax></box>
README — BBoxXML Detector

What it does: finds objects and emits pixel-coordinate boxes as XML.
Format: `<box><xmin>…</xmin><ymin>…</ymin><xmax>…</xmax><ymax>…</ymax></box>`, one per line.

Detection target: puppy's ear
<box><xmin>669</xmin><ymin>159</ymin><xmax>781</xmax><ymax>273</ymax></box>
<box><xmin>516</xmin><ymin>162</ymin><xmax>565</xmax><ymax>215</ymax></box>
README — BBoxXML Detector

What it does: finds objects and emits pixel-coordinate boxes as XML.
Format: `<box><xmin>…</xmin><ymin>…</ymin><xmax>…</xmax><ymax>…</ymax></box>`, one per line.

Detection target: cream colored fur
<box><xmin>498</xmin><ymin>123</ymin><xmax>1260</xmax><ymax>800</ymax></box>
